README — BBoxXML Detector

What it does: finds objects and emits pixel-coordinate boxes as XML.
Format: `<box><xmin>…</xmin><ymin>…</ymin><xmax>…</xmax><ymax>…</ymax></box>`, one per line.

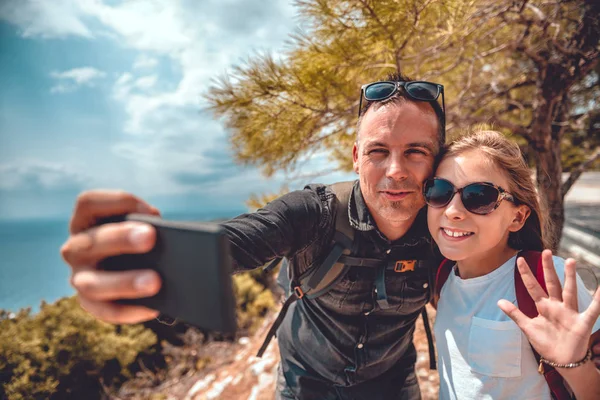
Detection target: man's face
<box><xmin>353</xmin><ymin>101</ymin><xmax>438</xmax><ymax>233</ymax></box>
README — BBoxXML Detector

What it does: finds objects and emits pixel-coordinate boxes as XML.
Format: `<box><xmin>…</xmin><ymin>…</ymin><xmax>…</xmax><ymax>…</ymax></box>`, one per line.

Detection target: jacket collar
<box><xmin>348</xmin><ymin>179</ymin><xmax>431</xmax><ymax>246</ymax></box>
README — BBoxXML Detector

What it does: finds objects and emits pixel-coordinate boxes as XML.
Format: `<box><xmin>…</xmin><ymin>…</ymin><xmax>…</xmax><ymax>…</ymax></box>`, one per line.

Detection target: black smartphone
<box><xmin>98</xmin><ymin>213</ymin><xmax>237</xmax><ymax>334</ymax></box>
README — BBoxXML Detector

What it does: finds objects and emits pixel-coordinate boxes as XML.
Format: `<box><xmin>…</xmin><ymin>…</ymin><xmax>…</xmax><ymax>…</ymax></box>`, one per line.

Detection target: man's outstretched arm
<box><xmin>60</xmin><ymin>187</ymin><xmax>325</xmax><ymax>325</ymax></box>
<box><xmin>223</xmin><ymin>188</ymin><xmax>326</xmax><ymax>273</ymax></box>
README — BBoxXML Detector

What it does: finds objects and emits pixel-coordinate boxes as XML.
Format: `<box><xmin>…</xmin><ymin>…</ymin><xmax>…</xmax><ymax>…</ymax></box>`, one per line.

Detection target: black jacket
<box><xmin>223</xmin><ymin>180</ymin><xmax>441</xmax><ymax>399</ymax></box>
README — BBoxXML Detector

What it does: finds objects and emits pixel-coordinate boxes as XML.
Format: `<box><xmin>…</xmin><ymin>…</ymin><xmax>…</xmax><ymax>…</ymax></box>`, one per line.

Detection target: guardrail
<box><xmin>560</xmin><ymin>222</ymin><xmax>600</xmax><ymax>269</ymax></box>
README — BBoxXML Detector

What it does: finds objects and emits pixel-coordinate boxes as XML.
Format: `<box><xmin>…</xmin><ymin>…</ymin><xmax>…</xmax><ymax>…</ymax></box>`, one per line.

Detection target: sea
<box><xmin>0</xmin><ymin>209</ymin><xmax>247</xmax><ymax>314</ymax></box>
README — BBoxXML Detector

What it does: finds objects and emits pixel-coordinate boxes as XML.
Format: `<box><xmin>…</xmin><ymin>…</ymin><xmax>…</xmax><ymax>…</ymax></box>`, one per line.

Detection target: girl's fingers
<box><xmin>562</xmin><ymin>258</ymin><xmax>579</xmax><ymax>311</ymax></box>
<box><xmin>582</xmin><ymin>287</ymin><xmax>600</xmax><ymax>328</ymax></box>
<box><xmin>498</xmin><ymin>299</ymin><xmax>529</xmax><ymax>330</ymax></box>
<box><xmin>541</xmin><ymin>250</ymin><xmax>562</xmax><ymax>301</ymax></box>
<box><xmin>517</xmin><ymin>256</ymin><xmax>547</xmax><ymax>302</ymax></box>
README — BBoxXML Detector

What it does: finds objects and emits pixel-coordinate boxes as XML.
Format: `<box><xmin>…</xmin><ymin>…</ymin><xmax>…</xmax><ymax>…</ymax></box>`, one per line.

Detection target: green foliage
<box><xmin>246</xmin><ymin>185</ymin><xmax>290</xmax><ymax>211</ymax></box>
<box><xmin>0</xmin><ymin>268</ymin><xmax>280</xmax><ymax>399</ymax></box>
<box><xmin>206</xmin><ymin>0</ymin><xmax>600</xmax><ymax>247</ymax></box>
<box><xmin>206</xmin><ymin>0</ymin><xmax>598</xmax><ymax>174</ymax></box>
<box><xmin>0</xmin><ymin>297</ymin><xmax>157</xmax><ymax>400</ymax></box>
<box><xmin>207</xmin><ymin>0</ymin><xmax>461</xmax><ymax>175</ymax></box>
<box><xmin>562</xmin><ymin>139</ymin><xmax>600</xmax><ymax>172</ymax></box>
<box><xmin>233</xmin><ymin>269</ymin><xmax>276</xmax><ymax>333</ymax></box>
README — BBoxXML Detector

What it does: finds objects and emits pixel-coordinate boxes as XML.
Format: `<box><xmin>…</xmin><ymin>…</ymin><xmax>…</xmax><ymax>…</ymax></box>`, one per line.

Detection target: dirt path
<box><xmin>185</xmin><ymin>312</ymin><xmax>280</xmax><ymax>400</ymax></box>
<box><xmin>183</xmin><ymin>305</ymin><xmax>440</xmax><ymax>400</ymax></box>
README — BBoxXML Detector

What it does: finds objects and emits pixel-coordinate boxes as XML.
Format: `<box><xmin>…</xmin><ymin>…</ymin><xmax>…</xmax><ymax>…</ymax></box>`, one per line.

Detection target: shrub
<box><xmin>0</xmin><ymin>297</ymin><xmax>157</xmax><ymax>400</ymax></box>
<box><xmin>232</xmin><ymin>269</ymin><xmax>276</xmax><ymax>333</ymax></box>
<box><xmin>0</xmin><ymin>266</ymin><xmax>279</xmax><ymax>399</ymax></box>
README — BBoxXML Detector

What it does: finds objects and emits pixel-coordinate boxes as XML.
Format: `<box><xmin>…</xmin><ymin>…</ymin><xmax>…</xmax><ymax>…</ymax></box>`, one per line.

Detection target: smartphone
<box><xmin>97</xmin><ymin>213</ymin><xmax>237</xmax><ymax>334</ymax></box>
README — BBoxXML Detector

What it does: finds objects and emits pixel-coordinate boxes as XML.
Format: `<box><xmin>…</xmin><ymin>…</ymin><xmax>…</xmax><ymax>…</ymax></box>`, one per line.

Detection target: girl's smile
<box><xmin>439</xmin><ymin>227</ymin><xmax>474</xmax><ymax>240</ymax></box>
<box><xmin>427</xmin><ymin>148</ymin><xmax>530</xmax><ymax>279</ymax></box>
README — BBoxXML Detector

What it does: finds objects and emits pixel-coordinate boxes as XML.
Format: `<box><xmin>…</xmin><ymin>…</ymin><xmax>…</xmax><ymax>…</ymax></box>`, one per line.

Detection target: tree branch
<box><xmin>394</xmin><ymin>0</ymin><xmax>434</xmax><ymax>67</ymax></box>
<box><xmin>562</xmin><ymin>147</ymin><xmax>600</xmax><ymax>198</ymax></box>
<box><xmin>479</xmin><ymin>42</ymin><xmax>511</xmax><ymax>58</ymax></box>
<box><xmin>420</xmin><ymin>46</ymin><xmax>469</xmax><ymax>80</ymax></box>
<box><xmin>459</xmin><ymin>114</ymin><xmax>532</xmax><ymax>141</ymax></box>
<box><xmin>357</xmin><ymin>0</ymin><xmax>398</xmax><ymax>50</ymax></box>
<box><xmin>363</xmin><ymin>63</ymin><xmax>398</xmax><ymax>70</ymax></box>
<box><xmin>449</xmin><ymin>78</ymin><xmax>536</xmax><ymax>120</ymax></box>
<box><xmin>455</xmin><ymin>48</ymin><xmax>477</xmax><ymax>103</ymax></box>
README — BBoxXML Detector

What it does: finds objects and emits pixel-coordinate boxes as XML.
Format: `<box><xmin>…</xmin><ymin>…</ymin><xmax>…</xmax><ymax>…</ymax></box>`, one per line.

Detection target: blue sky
<box><xmin>0</xmin><ymin>0</ymin><xmax>355</xmax><ymax>220</ymax></box>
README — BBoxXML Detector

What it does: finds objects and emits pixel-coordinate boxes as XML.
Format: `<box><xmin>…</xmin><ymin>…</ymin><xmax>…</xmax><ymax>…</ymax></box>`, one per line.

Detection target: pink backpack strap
<box><xmin>514</xmin><ymin>251</ymin><xmax>573</xmax><ymax>400</ymax></box>
<box><xmin>433</xmin><ymin>258</ymin><xmax>454</xmax><ymax>309</ymax></box>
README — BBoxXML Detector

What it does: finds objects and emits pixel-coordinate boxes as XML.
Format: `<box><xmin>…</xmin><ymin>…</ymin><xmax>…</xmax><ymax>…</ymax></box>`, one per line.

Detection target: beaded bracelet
<box><xmin>540</xmin><ymin>349</ymin><xmax>592</xmax><ymax>369</ymax></box>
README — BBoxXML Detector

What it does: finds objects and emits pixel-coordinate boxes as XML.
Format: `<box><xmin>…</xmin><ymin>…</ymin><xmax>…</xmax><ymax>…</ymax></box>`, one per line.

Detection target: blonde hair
<box><xmin>441</xmin><ymin>129</ymin><xmax>554</xmax><ymax>251</ymax></box>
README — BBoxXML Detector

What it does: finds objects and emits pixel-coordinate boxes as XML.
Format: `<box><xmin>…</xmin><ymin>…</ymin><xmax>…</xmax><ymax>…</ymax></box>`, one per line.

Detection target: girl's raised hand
<box><xmin>497</xmin><ymin>250</ymin><xmax>600</xmax><ymax>365</ymax></box>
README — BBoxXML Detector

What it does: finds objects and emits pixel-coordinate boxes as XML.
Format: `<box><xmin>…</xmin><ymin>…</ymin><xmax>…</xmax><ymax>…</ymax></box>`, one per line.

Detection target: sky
<box><xmin>0</xmin><ymin>0</ymin><xmax>356</xmax><ymax>220</ymax></box>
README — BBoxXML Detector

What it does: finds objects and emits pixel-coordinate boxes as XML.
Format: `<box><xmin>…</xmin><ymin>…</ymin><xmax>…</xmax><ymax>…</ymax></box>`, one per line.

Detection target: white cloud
<box><xmin>134</xmin><ymin>75</ymin><xmax>158</xmax><ymax>90</ymax></box>
<box><xmin>97</xmin><ymin>0</ymin><xmax>297</xmax><ymax>155</ymax></box>
<box><xmin>0</xmin><ymin>161</ymin><xmax>89</xmax><ymax>191</ymax></box>
<box><xmin>4</xmin><ymin>0</ymin><xmax>312</xmax><ymax>199</ymax></box>
<box><xmin>6</xmin><ymin>0</ymin><xmax>296</xmax><ymax>134</ymax></box>
<box><xmin>82</xmin><ymin>0</ymin><xmax>193</xmax><ymax>54</ymax></box>
<box><xmin>117</xmin><ymin>72</ymin><xmax>133</xmax><ymax>84</ymax></box>
<box><xmin>133</xmin><ymin>54</ymin><xmax>159</xmax><ymax>69</ymax></box>
<box><xmin>49</xmin><ymin>84</ymin><xmax>75</xmax><ymax>94</ymax></box>
<box><xmin>51</xmin><ymin>67</ymin><xmax>106</xmax><ymax>84</ymax></box>
<box><xmin>50</xmin><ymin>66</ymin><xmax>107</xmax><ymax>93</ymax></box>
<box><xmin>0</xmin><ymin>0</ymin><xmax>93</xmax><ymax>38</ymax></box>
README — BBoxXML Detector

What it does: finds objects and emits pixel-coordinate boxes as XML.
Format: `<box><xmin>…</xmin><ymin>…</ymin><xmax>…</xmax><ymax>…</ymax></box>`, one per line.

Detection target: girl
<box><xmin>424</xmin><ymin>130</ymin><xmax>600</xmax><ymax>399</ymax></box>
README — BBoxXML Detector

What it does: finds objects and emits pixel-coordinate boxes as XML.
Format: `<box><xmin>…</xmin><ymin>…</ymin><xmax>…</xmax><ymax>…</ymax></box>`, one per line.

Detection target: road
<box><xmin>561</xmin><ymin>172</ymin><xmax>600</xmax><ymax>292</ymax></box>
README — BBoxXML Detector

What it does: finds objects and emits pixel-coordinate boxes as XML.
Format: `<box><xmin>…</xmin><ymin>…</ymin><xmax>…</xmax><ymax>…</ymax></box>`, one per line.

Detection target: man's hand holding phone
<box><xmin>61</xmin><ymin>190</ymin><xmax>238</xmax><ymax>334</ymax></box>
<box><xmin>60</xmin><ymin>190</ymin><xmax>163</xmax><ymax>324</ymax></box>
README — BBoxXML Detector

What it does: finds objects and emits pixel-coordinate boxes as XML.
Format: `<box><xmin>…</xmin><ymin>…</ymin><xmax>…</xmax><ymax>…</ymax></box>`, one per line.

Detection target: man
<box><xmin>60</xmin><ymin>73</ymin><xmax>446</xmax><ymax>399</ymax></box>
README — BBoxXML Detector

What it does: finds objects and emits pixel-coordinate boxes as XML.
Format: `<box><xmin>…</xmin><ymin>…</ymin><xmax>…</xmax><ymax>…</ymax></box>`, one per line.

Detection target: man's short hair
<box><xmin>357</xmin><ymin>72</ymin><xmax>446</xmax><ymax>152</ymax></box>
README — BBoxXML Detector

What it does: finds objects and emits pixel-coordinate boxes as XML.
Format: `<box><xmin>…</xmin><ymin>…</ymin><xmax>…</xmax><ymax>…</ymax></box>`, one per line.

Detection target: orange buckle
<box><xmin>394</xmin><ymin>260</ymin><xmax>416</xmax><ymax>273</ymax></box>
<box><xmin>294</xmin><ymin>286</ymin><xmax>305</xmax><ymax>299</ymax></box>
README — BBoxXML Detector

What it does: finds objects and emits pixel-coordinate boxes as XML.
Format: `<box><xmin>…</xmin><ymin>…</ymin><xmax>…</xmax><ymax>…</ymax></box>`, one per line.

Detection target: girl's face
<box><xmin>427</xmin><ymin>149</ymin><xmax>529</xmax><ymax>263</ymax></box>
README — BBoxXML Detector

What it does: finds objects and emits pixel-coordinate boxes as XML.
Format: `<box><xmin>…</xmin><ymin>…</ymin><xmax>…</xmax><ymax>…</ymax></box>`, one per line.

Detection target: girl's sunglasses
<box><xmin>423</xmin><ymin>178</ymin><xmax>516</xmax><ymax>215</ymax></box>
<box><xmin>358</xmin><ymin>80</ymin><xmax>445</xmax><ymax>117</ymax></box>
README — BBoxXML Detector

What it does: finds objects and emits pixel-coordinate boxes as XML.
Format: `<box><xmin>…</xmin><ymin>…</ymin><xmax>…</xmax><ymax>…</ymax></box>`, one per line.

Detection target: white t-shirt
<box><xmin>434</xmin><ymin>255</ymin><xmax>600</xmax><ymax>400</ymax></box>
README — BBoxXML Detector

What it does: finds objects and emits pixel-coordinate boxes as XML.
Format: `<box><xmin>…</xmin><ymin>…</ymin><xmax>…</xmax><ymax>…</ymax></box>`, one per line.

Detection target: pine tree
<box><xmin>206</xmin><ymin>0</ymin><xmax>600</xmax><ymax>248</ymax></box>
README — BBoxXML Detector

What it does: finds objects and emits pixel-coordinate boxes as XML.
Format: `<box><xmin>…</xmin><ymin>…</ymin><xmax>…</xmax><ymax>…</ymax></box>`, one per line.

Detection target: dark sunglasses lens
<box><xmin>424</xmin><ymin>179</ymin><xmax>454</xmax><ymax>207</ymax></box>
<box><xmin>406</xmin><ymin>82</ymin><xmax>439</xmax><ymax>101</ymax></box>
<box><xmin>462</xmin><ymin>184</ymin><xmax>499</xmax><ymax>214</ymax></box>
<box><xmin>365</xmin><ymin>82</ymin><xmax>396</xmax><ymax>101</ymax></box>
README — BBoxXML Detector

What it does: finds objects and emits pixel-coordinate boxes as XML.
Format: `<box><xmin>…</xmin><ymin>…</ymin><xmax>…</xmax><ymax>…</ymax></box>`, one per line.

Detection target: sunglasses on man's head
<box><xmin>423</xmin><ymin>178</ymin><xmax>516</xmax><ymax>215</ymax></box>
<box><xmin>358</xmin><ymin>80</ymin><xmax>445</xmax><ymax>117</ymax></box>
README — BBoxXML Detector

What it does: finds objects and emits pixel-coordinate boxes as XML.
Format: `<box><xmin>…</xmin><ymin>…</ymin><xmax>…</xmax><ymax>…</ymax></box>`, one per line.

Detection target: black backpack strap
<box><xmin>337</xmin><ymin>255</ymin><xmax>384</xmax><ymax>268</ymax></box>
<box><xmin>256</xmin><ymin>291</ymin><xmax>299</xmax><ymax>358</ymax></box>
<box><xmin>375</xmin><ymin>264</ymin><xmax>390</xmax><ymax>309</ymax></box>
<box><xmin>263</xmin><ymin>256</ymin><xmax>283</xmax><ymax>273</ymax></box>
<box><xmin>306</xmin><ymin>232</ymin><xmax>352</xmax><ymax>289</ymax></box>
<box><xmin>424</xmin><ymin>254</ymin><xmax>438</xmax><ymax>370</ymax></box>
<box><xmin>295</xmin><ymin>181</ymin><xmax>356</xmax><ymax>297</ymax></box>
<box><xmin>329</xmin><ymin>181</ymin><xmax>355</xmax><ymax>243</ymax></box>
<box><xmin>421</xmin><ymin>307</ymin><xmax>436</xmax><ymax>370</ymax></box>
<box><xmin>256</xmin><ymin>181</ymin><xmax>356</xmax><ymax>357</ymax></box>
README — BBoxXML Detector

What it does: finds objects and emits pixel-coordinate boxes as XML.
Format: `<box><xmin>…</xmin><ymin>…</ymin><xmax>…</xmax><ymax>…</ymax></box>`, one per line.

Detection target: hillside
<box><xmin>114</xmin><ymin>305</ymin><xmax>440</xmax><ymax>400</ymax></box>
